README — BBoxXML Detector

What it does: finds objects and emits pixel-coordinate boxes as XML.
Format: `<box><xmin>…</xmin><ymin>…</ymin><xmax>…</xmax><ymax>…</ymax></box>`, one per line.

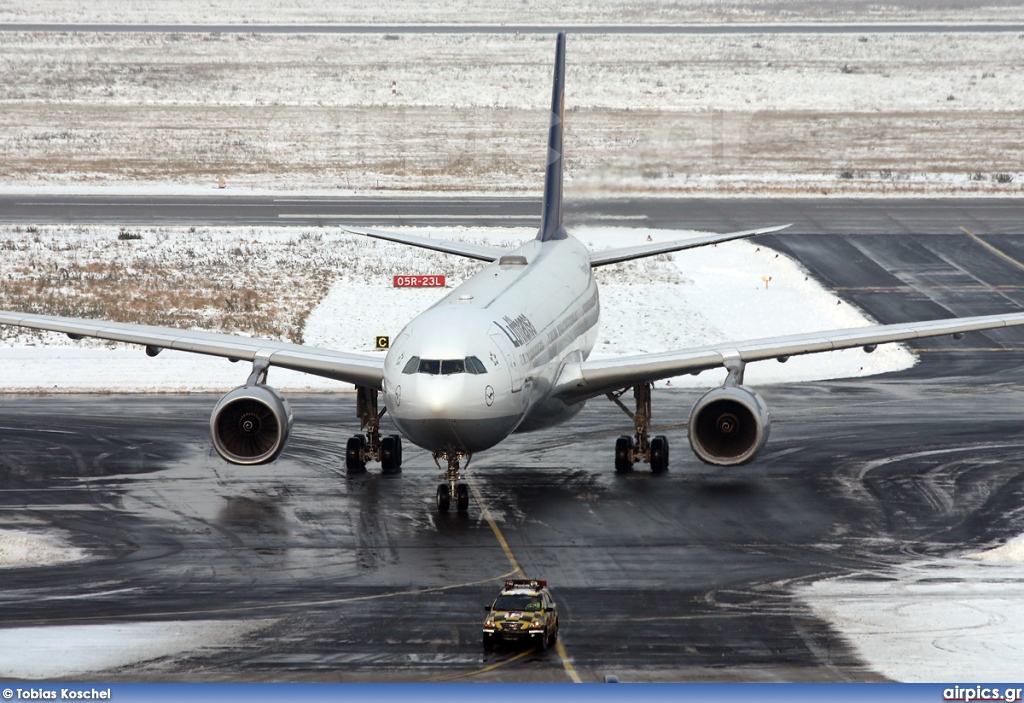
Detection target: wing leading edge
<box><xmin>553</xmin><ymin>312</ymin><xmax>1024</xmax><ymax>402</ymax></box>
<box><xmin>0</xmin><ymin>311</ymin><xmax>385</xmax><ymax>389</ymax></box>
<box><xmin>341</xmin><ymin>226</ymin><xmax>506</xmax><ymax>262</ymax></box>
<box><xmin>588</xmin><ymin>225</ymin><xmax>790</xmax><ymax>267</ymax></box>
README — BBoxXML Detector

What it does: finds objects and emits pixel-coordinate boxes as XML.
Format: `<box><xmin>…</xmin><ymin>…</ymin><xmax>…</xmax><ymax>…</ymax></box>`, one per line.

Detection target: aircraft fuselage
<box><xmin>383</xmin><ymin>233</ymin><xmax>599</xmax><ymax>454</ymax></box>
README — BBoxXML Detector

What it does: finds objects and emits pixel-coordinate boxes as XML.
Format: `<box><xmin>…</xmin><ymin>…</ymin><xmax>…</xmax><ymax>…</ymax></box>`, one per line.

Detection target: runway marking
<box><xmin>0</xmin><ymin>570</ymin><xmax>519</xmax><ymax>626</ymax></box>
<box><xmin>961</xmin><ymin>226</ymin><xmax>1024</xmax><ymax>272</ymax></box>
<box><xmin>466</xmin><ymin>480</ymin><xmax>524</xmax><ymax>578</ymax></box>
<box><xmin>466</xmin><ymin>480</ymin><xmax>582</xmax><ymax>683</ymax></box>
<box><xmin>834</xmin><ymin>285</ymin><xmax>1024</xmax><ymax>292</ymax></box>
<box><xmin>916</xmin><ymin>347</ymin><xmax>1024</xmax><ymax>352</ymax></box>
<box><xmin>431</xmin><ymin>647</ymin><xmax>535</xmax><ymax>682</ymax></box>
<box><xmin>554</xmin><ymin>640</ymin><xmax>581</xmax><ymax>682</ymax></box>
<box><xmin>0</xmin><ymin>425</ymin><xmax>78</xmax><ymax>435</ymax></box>
<box><xmin>277</xmin><ymin>214</ymin><xmax>536</xmax><ymax>220</ymax></box>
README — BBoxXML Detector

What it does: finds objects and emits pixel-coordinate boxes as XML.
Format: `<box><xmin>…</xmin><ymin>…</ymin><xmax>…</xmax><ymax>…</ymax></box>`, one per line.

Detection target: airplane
<box><xmin>5</xmin><ymin>32</ymin><xmax>1024</xmax><ymax>514</ymax></box>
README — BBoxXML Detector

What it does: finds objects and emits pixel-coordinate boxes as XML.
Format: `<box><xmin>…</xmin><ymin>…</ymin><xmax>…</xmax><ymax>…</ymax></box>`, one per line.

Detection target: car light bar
<box><xmin>505</xmin><ymin>579</ymin><xmax>547</xmax><ymax>590</ymax></box>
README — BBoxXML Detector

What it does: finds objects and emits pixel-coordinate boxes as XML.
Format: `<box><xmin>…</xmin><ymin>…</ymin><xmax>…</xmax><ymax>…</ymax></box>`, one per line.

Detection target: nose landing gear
<box><xmin>346</xmin><ymin>386</ymin><xmax>403</xmax><ymax>475</ymax></box>
<box><xmin>607</xmin><ymin>382</ymin><xmax>669</xmax><ymax>474</ymax></box>
<box><xmin>434</xmin><ymin>450</ymin><xmax>471</xmax><ymax>512</ymax></box>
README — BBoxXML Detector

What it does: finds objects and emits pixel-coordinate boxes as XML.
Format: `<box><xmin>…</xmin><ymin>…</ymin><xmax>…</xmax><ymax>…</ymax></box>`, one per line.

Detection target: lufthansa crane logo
<box><xmin>375</xmin><ymin>335</ymin><xmax>390</xmax><ymax>350</ymax></box>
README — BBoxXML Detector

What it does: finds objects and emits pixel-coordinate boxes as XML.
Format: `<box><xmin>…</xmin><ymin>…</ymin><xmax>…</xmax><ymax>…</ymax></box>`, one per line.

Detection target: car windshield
<box><xmin>493</xmin><ymin>595</ymin><xmax>544</xmax><ymax>611</ymax></box>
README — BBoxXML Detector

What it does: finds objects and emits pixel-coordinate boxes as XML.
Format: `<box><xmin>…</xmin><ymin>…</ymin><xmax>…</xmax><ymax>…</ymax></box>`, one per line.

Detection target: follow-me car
<box><xmin>4</xmin><ymin>33</ymin><xmax>1024</xmax><ymax>513</ymax></box>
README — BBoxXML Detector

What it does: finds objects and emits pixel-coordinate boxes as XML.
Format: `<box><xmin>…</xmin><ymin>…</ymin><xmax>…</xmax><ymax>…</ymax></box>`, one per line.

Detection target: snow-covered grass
<box><xmin>0</xmin><ymin>620</ymin><xmax>271</xmax><ymax>679</ymax></box>
<box><xmin>0</xmin><ymin>0</ymin><xmax>1021</xmax><ymax>25</ymax></box>
<box><xmin>0</xmin><ymin>224</ymin><xmax>914</xmax><ymax>391</ymax></box>
<box><xmin>1</xmin><ymin>31</ymin><xmax>1023</xmax><ymax>195</ymax></box>
<box><xmin>801</xmin><ymin>553</ymin><xmax>1024</xmax><ymax>681</ymax></box>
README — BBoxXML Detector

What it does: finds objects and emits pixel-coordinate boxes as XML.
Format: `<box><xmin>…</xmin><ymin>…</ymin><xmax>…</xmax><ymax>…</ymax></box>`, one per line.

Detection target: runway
<box><xmin>5</xmin><ymin>195</ymin><xmax>1024</xmax><ymax>234</ymax></box>
<box><xmin>3</xmin><ymin>23</ymin><xmax>1023</xmax><ymax>35</ymax></box>
<box><xmin>3</xmin><ymin>198</ymin><xmax>1024</xmax><ymax>680</ymax></box>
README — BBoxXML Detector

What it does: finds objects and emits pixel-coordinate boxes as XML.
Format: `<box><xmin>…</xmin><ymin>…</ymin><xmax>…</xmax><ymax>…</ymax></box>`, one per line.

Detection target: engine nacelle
<box><xmin>210</xmin><ymin>385</ymin><xmax>293</xmax><ymax>465</ymax></box>
<box><xmin>688</xmin><ymin>385</ymin><xmax>771</xmax><ymax>466</ymax></box>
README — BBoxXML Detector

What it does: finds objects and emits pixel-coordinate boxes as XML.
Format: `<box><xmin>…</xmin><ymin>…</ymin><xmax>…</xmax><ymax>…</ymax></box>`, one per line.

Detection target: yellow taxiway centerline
<box><xmin>467</xmin><ymin>479</ymin><xmax>583</xmax><ymax>683</ymax></box>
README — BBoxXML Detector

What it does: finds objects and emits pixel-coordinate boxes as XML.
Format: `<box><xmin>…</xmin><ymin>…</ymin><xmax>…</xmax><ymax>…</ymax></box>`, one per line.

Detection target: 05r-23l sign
<box><xmin>393</xmin><ymin>275</ymin><xmax>446</xmax><ymax>288</ymax></box>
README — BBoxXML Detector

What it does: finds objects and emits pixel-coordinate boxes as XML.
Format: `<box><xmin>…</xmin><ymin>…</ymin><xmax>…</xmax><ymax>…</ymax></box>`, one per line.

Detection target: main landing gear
<box><xmin>345</xmin><ymin>386</ymin><xmax>403</xmax><ymax>475</ymax></box>
<box><xmin>434</xmin><ymin>450</ymin><xmax>470</xmax><ymax>513</ymax></box>
<box><xmin>607</xmin><ymin>382</ymin><xmax>669</xmax><ymax>474</ymax></box>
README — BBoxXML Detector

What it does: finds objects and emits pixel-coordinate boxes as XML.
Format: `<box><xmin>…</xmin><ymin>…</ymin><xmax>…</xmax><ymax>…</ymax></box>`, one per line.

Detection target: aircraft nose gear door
<box><xmin>488</xmin><ymin>331</ymin><xmax>522</xmax><ymax>393</ymax></box>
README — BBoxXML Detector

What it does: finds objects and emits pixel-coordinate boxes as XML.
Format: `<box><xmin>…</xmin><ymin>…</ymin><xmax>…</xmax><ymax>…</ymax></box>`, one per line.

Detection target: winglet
<box><xmin>538</xmin><ymin>32</ymin><xmax>567</xmax><ymax>242</ymax></box>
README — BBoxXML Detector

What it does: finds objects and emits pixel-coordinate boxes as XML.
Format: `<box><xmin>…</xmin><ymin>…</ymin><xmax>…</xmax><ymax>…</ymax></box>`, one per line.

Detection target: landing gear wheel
<box><xmin>345</xmin><ymin>435</ymin><xmax>366</xmax><ymax>474</ymax></box>
<box><xmin>650</xmin><ymin>435</ymin><xmax>669</xmax><ymax>474</ymax></box>
<box><xmin>381</xmin><ymin>434</ymin><xmax>403</xmax><ymax>474</ymax></box>
<box><xmin>456</xmin><ymin>483</ymin><xmax>470</xmax><ymax>513</ymax></box>
<box><xmin>614</xmin><ymin>435</ymin><xmax>634</xmax><ymax>473</ymax></box>
<box><xmin>436</xmin><ymin>484</ymin><xmax>451</xmax><ymax>512</ymax></box>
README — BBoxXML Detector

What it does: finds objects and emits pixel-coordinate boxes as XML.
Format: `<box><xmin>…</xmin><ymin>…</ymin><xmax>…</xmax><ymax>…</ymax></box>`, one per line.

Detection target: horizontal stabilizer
<box><xmin>588</xmin><ymin>224</ymin><xmax>790</xmax><ymax>267</ymax></box>
<box><xmin>342</xmin><ymin>226</ymin><xmax>505</xmax><ymax>262</ymax></box>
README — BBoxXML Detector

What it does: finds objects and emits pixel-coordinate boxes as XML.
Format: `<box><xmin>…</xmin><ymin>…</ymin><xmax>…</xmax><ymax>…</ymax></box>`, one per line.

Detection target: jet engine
<box><xmin>688</xmin><ymin>385</ymin><xmax>770</xmax><ymax>466</ymax></box>
<box><xmin>211</xmin><ymin>384</ymin><xmax>293</xmax><ymax>465</ymax></box>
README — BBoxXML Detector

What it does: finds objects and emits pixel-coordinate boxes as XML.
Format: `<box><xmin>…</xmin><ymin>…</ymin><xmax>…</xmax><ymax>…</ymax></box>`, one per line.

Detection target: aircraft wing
<box><xmin>342</xmin><ymin>225</ymin><xmax>506</xmax><ymax>262</ymax></box>
<box><xmin>588</xmin><ymin>225</ymin><xmax>790</xmax><ymax>267</ymax></box>
<box><xmin>552</xmin><ymin>311</ymin><xmax>1024</xmax><ymax>402</ymax></box>
<box><xmin>0</xmin><ymin>311</ymin><xmax>385</xmax><ymax>388</ymax></box>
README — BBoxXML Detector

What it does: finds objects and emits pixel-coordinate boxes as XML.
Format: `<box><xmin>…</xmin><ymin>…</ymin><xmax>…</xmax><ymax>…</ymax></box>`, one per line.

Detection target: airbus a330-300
<box><xmin>4</xmin><ymin>33</ymin><xmax>1024</xmax><ymax>513</ymax></box>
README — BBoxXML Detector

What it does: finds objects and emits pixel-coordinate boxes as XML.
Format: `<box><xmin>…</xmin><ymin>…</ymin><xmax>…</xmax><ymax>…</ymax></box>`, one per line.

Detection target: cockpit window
<box><xmin>441</xmin><ymin>359</ymin><xmax>465</xmax><ymax>375</ymax></box>
<box><xmin>403</xmin><ymin>356</ymin><xmax>488</xmax><ymax>375</ymax></box>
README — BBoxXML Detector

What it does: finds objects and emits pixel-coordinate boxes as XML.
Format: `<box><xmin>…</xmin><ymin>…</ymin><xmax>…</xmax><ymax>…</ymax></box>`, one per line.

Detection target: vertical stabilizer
<box><xmin>538</xmin><ymin>32</ymin><xmax>567</xmax><ymax>242</ymax></box>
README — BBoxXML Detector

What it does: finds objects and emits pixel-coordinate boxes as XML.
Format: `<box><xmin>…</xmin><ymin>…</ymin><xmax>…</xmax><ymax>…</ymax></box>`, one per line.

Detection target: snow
<box><xmin>968</xmin><ymin>534</ymin><xmax>1024</xmax><ymax>563</ymax></box>
<box><xmin>0</xmin><ymin>527</ymin><xmax>87</xmax><ymax>568</ymax></box>
<box><xmin>0</xmin><ymin>225</ymin><xmax>914</xmax><ymax>391</ymax></box>
<box><xmin>801</xmin><ymin>552</ymin><xmax>1024</xmax><ymax>681</ymax></box>
<box><xmin>2</xmin><ymin>31</ymin><xmax>1024</xmax><ymax>195</ymax></box>
<box><xmin>0</xmin><ymin>0</ymin><xmax>1021</xmax><ymax>24</ymax></box>
<box><xmin>0</xmin><ymin>620</ymin><xmax>270</xmax><ymax>679</ymax></box>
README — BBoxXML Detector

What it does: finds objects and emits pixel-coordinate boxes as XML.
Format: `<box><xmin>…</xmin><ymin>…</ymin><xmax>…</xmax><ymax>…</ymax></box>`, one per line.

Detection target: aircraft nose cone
<box><xmin>387</xmin><ymin>376</ymin><xmax>519</xmax><ymax>454</ymax></box>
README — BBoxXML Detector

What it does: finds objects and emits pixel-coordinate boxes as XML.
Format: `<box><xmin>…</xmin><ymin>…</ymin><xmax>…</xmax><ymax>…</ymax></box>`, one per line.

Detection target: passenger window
<box><xmin>402</xmin><ymin>356</ymin><xmax>420</xmax><ymax>374</ymax></box>
<box><xmin>419</xmin><ymin>359</ymin><xmax>440</xmax><ymax>375</ymax></box>
<box><xmin>466</xmin><ymin>356</ymin><xmax>488</xmax><ymax>374</ymax></box>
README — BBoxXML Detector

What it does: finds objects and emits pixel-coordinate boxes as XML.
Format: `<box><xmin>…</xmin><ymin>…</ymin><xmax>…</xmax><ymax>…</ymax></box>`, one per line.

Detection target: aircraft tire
<box><xmin>456</xmin><ymin>483</ymin><xmax>470</xmax><ymax>512</ymax></box>
<box><xmin>345</xmin><ymin>435</ymin><xmax>366</xmax><ymax>474</ymax></box>
<box><xmin>614</xmin><ymin>435</ymin><xmax>634</xmax><ymax>473</ymax></box>
<box><xmin>381</xmin><ymin>435</ymin><xmax>402</xmax><ymax>474</ymax></box>
<box><xmin>436</xmin><ymin>484</ymin><xmax>451</xmax><ymax>512</ymax></box>
<box><xmin>650</xmin><ymin>435</ymin><xmax>669</xmax><ymax>474</ymax></box>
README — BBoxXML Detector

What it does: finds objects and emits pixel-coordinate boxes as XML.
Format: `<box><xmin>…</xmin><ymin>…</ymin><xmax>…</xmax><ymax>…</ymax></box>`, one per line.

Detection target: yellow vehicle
<box><xmin>482</xmin><ymin>579</ymin><xmax>559</xmax><ymax>652</ymax></box>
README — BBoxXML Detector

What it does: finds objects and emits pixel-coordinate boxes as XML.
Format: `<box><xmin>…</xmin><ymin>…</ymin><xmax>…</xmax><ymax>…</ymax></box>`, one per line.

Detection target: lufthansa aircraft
<box><xmin>4</xmin><ymin>33</ymin><xmax>1024</xmax><ymax>513</ymax></box>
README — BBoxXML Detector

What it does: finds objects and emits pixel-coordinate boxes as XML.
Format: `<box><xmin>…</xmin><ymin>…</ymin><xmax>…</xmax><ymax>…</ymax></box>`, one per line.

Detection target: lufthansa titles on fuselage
<box><xmin>498</xmin><ymin>314</ymin><xmax>539</xmax><ymax>348</ymax></box>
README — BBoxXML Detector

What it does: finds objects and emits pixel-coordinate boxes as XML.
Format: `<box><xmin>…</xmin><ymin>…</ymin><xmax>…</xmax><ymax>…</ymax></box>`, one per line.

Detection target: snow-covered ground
<box><xmin>0</xmin><ymin>620</ymin><xmax>270</xmax><ymax>679</ymax></box>
<box><xmin>0</xmin><ymin>527</ymin><xmax>87</xmax><ymax>568</ymax></box>
<box><xmin>0</xmin><ymin>225</ymin><xmax>915</xmax><ymax>392</ymax></box>
<box><xmin>1</xmin><ymin>0</ymin><xmax>1021</xmax><ymax>25</ymax></box>
<box><xmin>801</xmin><ymin>538</ymin><xmax>1024</xmax><ymax>682</ymax></box>
<box><xmin>2</xmin><ymin>31</ymin><xmax>1023</xmax><ymax>195</ymax></box>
